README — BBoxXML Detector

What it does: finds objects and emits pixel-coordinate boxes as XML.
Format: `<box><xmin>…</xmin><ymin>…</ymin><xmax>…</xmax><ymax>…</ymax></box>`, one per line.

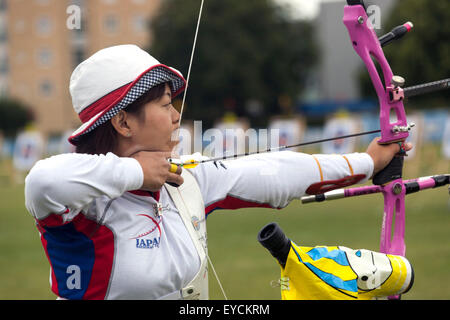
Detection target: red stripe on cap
<box><xmin>69</xmin><ymin>64</ymin><xmax>186</xmax><ymax>145</ymax></box>
<box><xmin>79</xmin><ymin>84</ymin><xmax>130</xmax><ymax>123</ymax></box>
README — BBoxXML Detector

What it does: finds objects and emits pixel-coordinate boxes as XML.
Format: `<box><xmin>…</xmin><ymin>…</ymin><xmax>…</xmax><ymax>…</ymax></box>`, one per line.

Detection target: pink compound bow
<box><xmin>301</xmin><ymin>0</ymin><xmax>450</xmax><ymax>299</ymax></box>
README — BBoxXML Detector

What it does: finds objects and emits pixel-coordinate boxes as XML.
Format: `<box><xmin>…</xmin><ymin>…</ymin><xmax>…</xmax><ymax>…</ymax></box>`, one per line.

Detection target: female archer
<box><xmin>24</xmin><ymin>44</ymin><xmax>411</xmax><ymax>300</ymax></box>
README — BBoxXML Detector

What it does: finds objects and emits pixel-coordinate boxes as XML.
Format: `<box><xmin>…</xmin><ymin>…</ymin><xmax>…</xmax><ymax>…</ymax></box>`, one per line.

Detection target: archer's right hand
<box><xmin>131</xmin><ymin>151</ymin><xmax>184</xmax><ymax>191</ymax></box>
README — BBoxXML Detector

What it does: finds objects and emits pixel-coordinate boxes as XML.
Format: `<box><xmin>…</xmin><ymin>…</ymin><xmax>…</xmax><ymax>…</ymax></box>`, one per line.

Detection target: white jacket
<box><xmin>24</xmin><ymin>151</ymin><xmax>373</xmax><ymax>299</ymax></box>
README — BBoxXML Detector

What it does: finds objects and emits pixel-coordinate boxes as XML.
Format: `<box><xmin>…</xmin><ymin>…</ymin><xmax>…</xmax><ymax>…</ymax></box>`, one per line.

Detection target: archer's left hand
<box><xmin>366</xmin><ymin>137</ymin><xmax>413</xmax><ymax>178</ymax></box>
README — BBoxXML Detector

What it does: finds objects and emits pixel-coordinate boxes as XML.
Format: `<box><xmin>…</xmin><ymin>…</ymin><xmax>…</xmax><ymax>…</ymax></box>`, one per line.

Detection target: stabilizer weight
<box><xmin>258</xmin><ymin>223</ymin><xmax>291</xmax><ymax>268</ymax></box>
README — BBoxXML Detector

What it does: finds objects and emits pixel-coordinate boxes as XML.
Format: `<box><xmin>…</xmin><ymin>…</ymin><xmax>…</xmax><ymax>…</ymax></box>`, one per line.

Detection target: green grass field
<box><xmin>0</xmin><ymin>146</ymin><xmax>448</xmax><ymax>300</ymax></box>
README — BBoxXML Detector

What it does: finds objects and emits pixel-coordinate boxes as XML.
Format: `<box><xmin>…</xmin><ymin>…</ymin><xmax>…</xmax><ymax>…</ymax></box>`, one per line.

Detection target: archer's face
<box><xmin>129</xmin><ymin>83</ymin><xmax>181</xmax><ymax>153</ymax></box>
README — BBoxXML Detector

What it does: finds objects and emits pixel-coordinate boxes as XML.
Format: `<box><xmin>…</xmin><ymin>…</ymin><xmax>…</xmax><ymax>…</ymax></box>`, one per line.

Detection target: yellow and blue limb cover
<box><xmin>280</xmin><ymin>242</ymin><xmax>413</xmax><ymax>300</ymax></box>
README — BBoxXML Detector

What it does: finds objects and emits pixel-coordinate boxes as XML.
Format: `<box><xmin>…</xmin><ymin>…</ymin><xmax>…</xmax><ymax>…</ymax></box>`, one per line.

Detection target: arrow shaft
<box><xmin>174</xmin><ymin>129</ymin><xmax>381</xmax><ymax>167</ymax></box>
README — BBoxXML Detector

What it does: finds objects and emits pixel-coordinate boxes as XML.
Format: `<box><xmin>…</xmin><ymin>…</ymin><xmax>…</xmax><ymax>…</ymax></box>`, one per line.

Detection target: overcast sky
<box><xmin>274</xmin><ymin>0</ymin><xmax>344</xmax><ymax>20</ymax></box>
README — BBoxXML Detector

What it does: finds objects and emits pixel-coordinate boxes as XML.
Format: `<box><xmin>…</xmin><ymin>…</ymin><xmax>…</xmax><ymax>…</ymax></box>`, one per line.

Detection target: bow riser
<box><xmin>343</xmin><ymin>5</ymin><xmax>409</xmax><ymax>144</ymax></box>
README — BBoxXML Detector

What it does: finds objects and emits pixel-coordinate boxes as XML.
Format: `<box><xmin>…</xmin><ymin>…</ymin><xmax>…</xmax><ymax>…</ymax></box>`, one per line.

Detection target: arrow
<box><xmin>169</xmin><ymin>129</ymin><xmax>381</xmax><ymax>168</ymax></box>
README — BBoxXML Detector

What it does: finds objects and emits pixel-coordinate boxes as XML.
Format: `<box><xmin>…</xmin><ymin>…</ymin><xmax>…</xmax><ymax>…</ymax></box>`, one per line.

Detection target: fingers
<box><xmin>166</xmin><ymin>172</ymin><xmax>184</xmax><ymax>187</ymax></box>
<box><xmin>169</xmin><ymin>163</ymin><xmax>182</xmax><ymax>174</ymax></box>
<box><xmin>130</xmin><ymin>150</ymin><xmax>184</xmax><ymax>190</ymax></box>
<box><xmin>168</xmin><ymin>161</ymin><xmax>183</xmax><ymax>187</ymax></box>
<box><xmin>163</xmin><ymin>152</ymin><xmax>182</xmax><ymax>176</ymax></box>
<box><xmin>366</xmin><ymin>137</ymin><xmax>414</xmax><ymax>177</ymax></box>
<box><xmin>400</xmin><ymin>141</ymin><xmax>413</xmax><ymax>152</ymax></box>
<box><xmin>169</xmin><ymin>163</ymin><xmax>177</xmax><ymax>173</ymax></box>
<box><xmin>389</xmin><ymin>141</ymin><xmax>414</xmax><ymax>156</ymax></box>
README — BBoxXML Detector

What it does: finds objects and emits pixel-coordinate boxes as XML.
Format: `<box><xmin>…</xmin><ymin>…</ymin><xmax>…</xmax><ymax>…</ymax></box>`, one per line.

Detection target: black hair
<box><xmin>75</xmin><ymin>82</ymin><xmax>168</xmax><ymax>155</ymax></box>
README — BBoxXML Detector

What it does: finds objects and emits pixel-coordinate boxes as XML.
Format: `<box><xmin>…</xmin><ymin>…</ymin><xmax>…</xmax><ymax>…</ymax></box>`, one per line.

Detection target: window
<box><xmin>39</xmin><ymin>79</ymin><xmax>53</xmax><ymax>97</ymax></box>
<box><xmin>0</xmin><ymin>17</ymin><xmax>7</xmax><ymax>41</ymax></box>
<box><xmin>103</xmin><ymin>15</ymin><xmax>119</xmax><ymax>34</ymax></box>
<box><xmin>37</xmin><ymin>48</ymin><xmax>53</xmax><ymax>67</ymax></box>
<box><xmin>132</xmin><ymin>15</ymin><xmax>147</xmax><ymax>33</ymax></box>
<box><xmin>0</xmin><ymin>55</ymin><xmax>8</xmax><ymax>74</ymax></box>
<box><xmin>0</xmin><ymin>0</ymin><xmax>7</xmax><ymax>11</ymax></box>
<box><xmin>36</xmin><ymin>16</ymin><xmax>52</xmax><ymax>36</ymax></box>
<box><xmin>72</xmin><ymin>48</ymin><xmax>85</xmax><ymax>69</ymax></box>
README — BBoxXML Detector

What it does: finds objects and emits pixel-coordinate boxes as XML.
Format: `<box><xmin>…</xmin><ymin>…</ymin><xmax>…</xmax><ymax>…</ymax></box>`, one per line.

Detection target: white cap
<box><xmin>68</xmin><ymin>44</ymin><xmax>186</xmax><ymax>145</ymax></box>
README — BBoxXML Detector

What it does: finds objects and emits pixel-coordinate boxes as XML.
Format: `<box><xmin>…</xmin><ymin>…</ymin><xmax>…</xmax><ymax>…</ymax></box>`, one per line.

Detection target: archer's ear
<box><xmin>111</xmin><ymin>110</ymin><xmax>133</xmax><ymax>138</ymax></box>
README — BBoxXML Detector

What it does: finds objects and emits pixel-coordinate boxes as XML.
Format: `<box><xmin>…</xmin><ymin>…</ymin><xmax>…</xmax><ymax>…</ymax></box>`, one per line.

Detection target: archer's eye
<box><xmin>355</xmin><ymin>250</ymin><xmax>361</xmax><ymax>257</ymax></box>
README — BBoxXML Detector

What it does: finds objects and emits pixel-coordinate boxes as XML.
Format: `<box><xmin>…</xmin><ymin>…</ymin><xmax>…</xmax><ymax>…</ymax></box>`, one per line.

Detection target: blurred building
<box><xmin>1</xmin><ymin>0</ymin><xmax>161</xmax><ymax>137</ymax></box>
<box><xmin>305</xmin><ymin>0</ymin><xmax>398</xmax><ymax>104</ymax></box>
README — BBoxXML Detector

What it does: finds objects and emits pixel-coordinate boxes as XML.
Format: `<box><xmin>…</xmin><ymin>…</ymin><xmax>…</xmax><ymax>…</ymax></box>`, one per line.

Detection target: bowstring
<box><xmin>175</xmin><ymin>0</ymin><xmax>228</xmax><ymax>300</ymax></box>
<box><xmin>177</xmin><ymin>0</ymin><xmax>205</xmax><ymax>129</ymax></box>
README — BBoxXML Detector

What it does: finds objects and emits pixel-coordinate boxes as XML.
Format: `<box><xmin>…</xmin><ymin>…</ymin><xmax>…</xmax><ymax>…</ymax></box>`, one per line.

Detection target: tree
<box><xmin>0</xmin><ymin>97</ymin><xmax>34</xmax><ymax>137</ymax></box>
<box><xmin>359</xmin><ymin>0</ymin><xmax>450</xmax><ymax>108</ymax></box>
<box><xmin>149</xmin><ymin>0</ymin><xmax>318</xmax><ymax>127</ymax></box>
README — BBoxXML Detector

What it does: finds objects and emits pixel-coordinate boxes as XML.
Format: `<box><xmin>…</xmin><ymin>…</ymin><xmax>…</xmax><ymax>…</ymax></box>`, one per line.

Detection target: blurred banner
<box><xmin>175</xmin><ymin>121</ymin><xmax>194</xmax><ymax>156</ymax></box>
<box><xmin>212</xmin><ymin>113</ymin><xmax>250</xmax><ymax>158</ymax></box>
<box><xmin>44</xmin><ymin>130</ymin><xmax>76</xmax><ymax>156</ymax></box>
<box><xmin>404</xmin><ymin>113</ymin><xmax>423</xmax><ymax>161</ymax></box>
<box><xmin>12</xmin><ymin>130</ymin><xmax>44</xmax><ymax>172</ymax></box>
<box><xmin>359</xmin><ymin>112</ymin><xmax>380</xmax><ymax>146</ymax></box>
<box><xmin>359</xmin><ymin>110</ymin><xmax>447</xmax><ymax>158</ymax></box>
<box><xmin>321</xmin><ymin>114</ymin><xmax>359</xmax><ymax>154</ymax></box>
<box><xmin>423</xmin><ymin>109</ymin><xmax>448</xmax><ymax>143</ymax></box>
<box><xmin>268</xmin><ymin>116</ymin><xmax>305</xmax><ymax>152</ymax></box>
<box><xmin>3</xmin><ymin>109</ymin><xmax>448</xmax><ymax>164</ymax></box>
<box><xmin>59</xmin><ymin>130</ymin><xmax>77</xmax><ymax>154</ymax></box>
<box><xmin>0</xmin><ymin>137</ymin><xmax>14</xmax><ymax>159</ymax></box>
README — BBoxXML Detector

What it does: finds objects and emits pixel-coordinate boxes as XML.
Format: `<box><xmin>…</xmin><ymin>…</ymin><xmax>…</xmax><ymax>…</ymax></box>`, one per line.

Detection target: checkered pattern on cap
<box><xmin>71</xmin><ymin>66</ymin><xmax>184</xmax><ymax>143</ymax></box>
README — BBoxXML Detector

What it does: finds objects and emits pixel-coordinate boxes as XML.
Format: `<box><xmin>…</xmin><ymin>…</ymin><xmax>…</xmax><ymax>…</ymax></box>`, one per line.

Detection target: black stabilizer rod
<box><xmin>404</xmin><ymin>78</ymin><xmax>450</xmax><ymax>98</ymax></box>
<box><xmin>379</xmin><ymin>22</ymin><xmax>414</xmax><ymax>47</ymax></box>
<box><xmin>346</xmin><ymin>0</ymin><xmax>366</xmax><ymax>10</ymax></box>
<box><xmin>258</xmin><ymin>223</ymin><xmax>291</xmax><ymax>268</ymax></box>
